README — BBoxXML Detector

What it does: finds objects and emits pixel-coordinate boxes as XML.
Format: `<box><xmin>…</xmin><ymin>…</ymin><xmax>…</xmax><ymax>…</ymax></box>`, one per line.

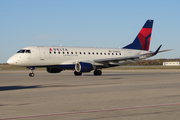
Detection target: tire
<box><xmin>74</xmin><ymin>71</ymin><xmax>82</xmax><ymax>76</ymax></box>
<box><xmin>94</xmin><ymin>70</ymin><xmax>102</xmax><ymax>76</ymax></box>
<box><xmin>29</xmin><ymin>73</ymin><xmax>35</xmax><ymax>77</ymax></box>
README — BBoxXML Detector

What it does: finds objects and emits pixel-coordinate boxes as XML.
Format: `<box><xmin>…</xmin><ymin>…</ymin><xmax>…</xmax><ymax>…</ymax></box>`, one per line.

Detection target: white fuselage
<box><xmin>7</xmin><ymin>46</ymin><xmax>148</xmax><ymax>67</ymax></box>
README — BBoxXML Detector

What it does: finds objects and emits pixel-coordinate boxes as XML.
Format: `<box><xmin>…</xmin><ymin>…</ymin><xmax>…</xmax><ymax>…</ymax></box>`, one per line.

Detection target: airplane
<box><xmin>7</xmin><ymin>20</ymin><xmax>171</xmax><ymax>77</ymax></box>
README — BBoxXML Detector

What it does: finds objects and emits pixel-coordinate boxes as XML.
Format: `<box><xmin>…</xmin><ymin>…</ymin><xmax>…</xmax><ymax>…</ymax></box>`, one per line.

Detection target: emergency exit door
<box><xmin>38</xmin><ymin>47</ymin><xmax>46</xmax><ymax>60</ymax></box>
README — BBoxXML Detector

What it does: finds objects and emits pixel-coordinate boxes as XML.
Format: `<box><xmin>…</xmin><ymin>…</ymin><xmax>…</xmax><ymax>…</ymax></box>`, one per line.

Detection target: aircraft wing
<box><xmin>60</xmin><ymin>45</ymin><xmax>171</xmax><ymax>66</ymax></box>
<box><xmin>93</xmin><ymin>46</ymin><xmax>171</xmax><ymax>64</ymax></box>
<box><xmin>157</xmin><ymin>49</ymin><xmax>172</xmax><ymax>53</ymax></box>
<box><xmin>93</xmin><ymin>55</ymin><xmax>140</xmax><ymax>63</ymax></box>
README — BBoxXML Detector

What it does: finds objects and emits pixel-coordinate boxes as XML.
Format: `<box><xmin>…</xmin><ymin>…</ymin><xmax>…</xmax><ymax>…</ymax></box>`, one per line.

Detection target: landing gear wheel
<box><xmin>28</xmin><ymin>67</ymin><xmax>35</xmax><ymax>77</ymax></box>
<box><xmin>29</xmin><ymin>73</ymin><xmax>35</xmax><ymax>77</ymax></box>
<box><xmin>74</xmin><ymin>71</ymin><xmax>82</xmax><ymax>76</ymax></box>
<box><xmin>94</xmin><ymin>70</ymin><xmax>102</xmax><ymax>76</ymax></box>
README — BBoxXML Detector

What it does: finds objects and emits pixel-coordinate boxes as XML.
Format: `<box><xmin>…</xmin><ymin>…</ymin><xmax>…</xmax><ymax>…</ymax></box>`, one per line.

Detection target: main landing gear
<box><xmin>74</xmin><ymin>71</ymin><xmax>82</xmax><ymax>76</ymax></box>
<box><xmin>94</xmin><ymin>70</ymin><xmax>102</xmax><ymax>76</ymax></box>
<box><xmin>28</xmin><ymin>67</ymin><xmax>35</xmax><ymax>77</ymax></box>
<box><xmin>74</xmin><ymin>70</ymin><xmax>102</xmax><ymax>76</ymax></box>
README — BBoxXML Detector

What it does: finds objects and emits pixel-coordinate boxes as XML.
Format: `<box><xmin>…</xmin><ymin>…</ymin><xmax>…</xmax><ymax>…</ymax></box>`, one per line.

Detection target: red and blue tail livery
<box><xmin>123</xmin><ymin>20</ymin><xmax>153</xmax><ymax>51</ymax></box>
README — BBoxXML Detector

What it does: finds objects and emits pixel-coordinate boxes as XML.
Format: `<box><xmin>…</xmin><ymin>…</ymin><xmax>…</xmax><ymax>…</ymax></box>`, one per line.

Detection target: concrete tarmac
<box><xmin>0</xmin><ymin>69</ymin><xmax>180</xmax><ymax>120</ymax></box>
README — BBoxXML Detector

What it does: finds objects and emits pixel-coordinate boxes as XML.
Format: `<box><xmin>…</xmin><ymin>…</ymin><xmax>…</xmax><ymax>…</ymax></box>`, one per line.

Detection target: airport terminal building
<box><xmin>163</xmin><ymin>62</ymin><xmax>180</xmax><ymax>66</ymax></box>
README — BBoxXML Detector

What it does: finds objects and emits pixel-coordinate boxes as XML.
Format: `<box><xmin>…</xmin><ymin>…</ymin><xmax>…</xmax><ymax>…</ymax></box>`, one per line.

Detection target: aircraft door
<box><xmin>38</xmin><ymin>47</ymin><xmax>46</xmax><ymax>60</ymax></box>
<box><xmin>121</xmin><ymin>49</ymin><xmax>126</xmax><ymax>57</ymax></box>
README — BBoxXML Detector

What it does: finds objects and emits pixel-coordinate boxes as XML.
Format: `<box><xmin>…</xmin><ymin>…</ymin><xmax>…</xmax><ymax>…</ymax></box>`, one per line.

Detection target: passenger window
<box><xmin>79</xmin><ymin>52</ymin><xmax>81</xmax><ymax>54</ymax></box>
<box><xmin>75</xmin><ymin>52</ymin><xmax>77</xmax><ymax>54</ymax></box>
<box><xmin>119</xmin><ymin>53</ymin><xmax>121</xmax><ymax>55</ymax></box>
<box><xmin>116</xmin><ymin>53</ymin><xmax>118</xmax><ymax>55</ymax></box>
<box><xmin>50</xmin><ymin>52</ymin><xmax>52</xmax><ymax>54</ymax></box>
<box><xmin>88</xmin><ymin>52</ymin><xmax>90</xmax><ymax>55</ymax></box>
<box><xmin>112</xmin><ymin>53</ymin><xmax>114</xmax><ymax>55</ymax></box>
<box><xmin>63</xmin><ymin>52</ymin><xmax>65</xmax><ymax>54</ymax></box>
<box><xmin>84</xmin><ymin>52</ymin><xmax>86</xmax><ymax>55</ymax></box>
<box><xmin>104</xmin><ymin>53</ymin><xmax>106</xmax><ymax>55</ymax></box>
<box><xmin>108</xmin><ymin>53</ymin><xmax>110</xmax><ymax>55</ymax></box>
<box><xmin>67</xmin><ymin>52</ymin><xmax>69</xmax><ymax>54</ymax></box>
<box><xmin>58</xmin><ymin>52</ymin><xmax>60</xmax><ymax>54</ymax></box>
<box><xmin>54</xmin><ymin>52</ymin><xmax>56</xmax><ymax>54</ymax></box>
<box><xmin>96</xmin><ymin>52</ymin><xmax>98</xmax><ymax>55</ymax></box>
<box><xmin>100</xmin><ymin>53</ymin><xmax>102</xmax><ymax>55</ymax></box>
<box><xmin>71</xmin><ymin>52</ymin><xmax>73</xmax><ymax>54</ymax></box>
<box><xmin>92</xmin><ymin>52</ymin><xmax>94</xmax><ymax>55</ymax></box>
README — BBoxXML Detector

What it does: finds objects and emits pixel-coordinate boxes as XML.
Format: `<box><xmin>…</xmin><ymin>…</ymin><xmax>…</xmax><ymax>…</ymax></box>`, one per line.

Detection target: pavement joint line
<box><xmin>1</xmin><ymin>103</ymin><xmax>180</xmax><ymax>120</ymax></box>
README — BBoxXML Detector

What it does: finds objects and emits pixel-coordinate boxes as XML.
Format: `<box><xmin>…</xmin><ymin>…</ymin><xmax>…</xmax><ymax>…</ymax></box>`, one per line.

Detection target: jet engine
<box><xmin>46</xmin><ymin>67</ymin><xmax>62</xmax><ymax>73</ymax></box>
<box><xmin>75</xmin><ymin>62</ymin><xmax>94</xmax><ymax>72</ymax></box>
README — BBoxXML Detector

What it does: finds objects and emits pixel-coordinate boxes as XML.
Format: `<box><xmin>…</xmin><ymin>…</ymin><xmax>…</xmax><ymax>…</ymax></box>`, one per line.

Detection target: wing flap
<box><xmin>94</xmin><ymin>55</ymin><xmax>140</xmax><ymax>63</ymax></box>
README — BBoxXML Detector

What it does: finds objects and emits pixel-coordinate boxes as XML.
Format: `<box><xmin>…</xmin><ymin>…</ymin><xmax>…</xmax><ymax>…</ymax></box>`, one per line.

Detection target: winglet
<box><xmin>152</xmin><ymin>45</ymin><xmax>162</xmax><ymax>56</ymax></box>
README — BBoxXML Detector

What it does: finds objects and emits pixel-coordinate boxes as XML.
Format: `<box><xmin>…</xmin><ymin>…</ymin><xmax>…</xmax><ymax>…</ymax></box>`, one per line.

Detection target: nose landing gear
<box><xmin>29</xmin><ymin>72</ymin><xmax>35</xmax><ymax>77</ymax></box>
<box><xmin>28</xmin><ymin>67</ymin><xmax>35</xmax><ymax>77</ymax></box>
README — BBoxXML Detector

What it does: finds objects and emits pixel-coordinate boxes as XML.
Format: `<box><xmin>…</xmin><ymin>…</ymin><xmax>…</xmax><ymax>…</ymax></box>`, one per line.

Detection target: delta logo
<box><xmin>49</xmin><ymin>48</ymin><xmax>68</xmax><ymax>52</ymax></box>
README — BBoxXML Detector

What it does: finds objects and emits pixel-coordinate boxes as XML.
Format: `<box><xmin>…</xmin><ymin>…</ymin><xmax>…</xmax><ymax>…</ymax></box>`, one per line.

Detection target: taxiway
<box><xmin>1</xmin><ymin>69</ymin><xmax>180</xmax><ymax>120</ymax></box>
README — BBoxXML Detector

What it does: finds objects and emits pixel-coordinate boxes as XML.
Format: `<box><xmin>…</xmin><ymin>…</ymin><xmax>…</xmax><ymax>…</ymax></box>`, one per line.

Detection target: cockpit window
<box><xmin>17</xmin><ymin>49</ymin><xmax>31</xmax><ymax>53</ymax></box>
<box><xmin>17</xmin><ymin>49</ymin><xmax>25</xmax><ymax>53</ymax></box>
<box><xmin>25</xmin><ymin>50</ymin><xmax>31</xmax><ymax>53</ymax></box>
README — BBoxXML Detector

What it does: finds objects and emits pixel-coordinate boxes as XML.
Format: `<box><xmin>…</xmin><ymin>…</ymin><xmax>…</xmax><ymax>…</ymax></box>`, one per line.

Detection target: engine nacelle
<box><xmin>75</xmin><ymin>62</ymin><xmax>94</xmax><ymax>72</ymax></box>
<box><xmin>46</xmin><ymin>67</ymin><xmax>62</xmax><ymax>73</ymax></box>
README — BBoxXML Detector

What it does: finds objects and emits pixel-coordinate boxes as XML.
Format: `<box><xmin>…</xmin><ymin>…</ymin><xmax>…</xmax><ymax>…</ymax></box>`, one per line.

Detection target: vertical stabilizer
<box><xmin>123</xmin><ymin>20</ymin><xmax>153</xmax><ymax>51</ymax></box>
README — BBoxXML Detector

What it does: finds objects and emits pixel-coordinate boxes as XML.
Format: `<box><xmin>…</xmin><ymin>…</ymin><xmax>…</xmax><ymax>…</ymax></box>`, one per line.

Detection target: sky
<box><xmin>0</xmin><ymin>0</ymin><xmax>180</xmax><ymax>63</ymax></box>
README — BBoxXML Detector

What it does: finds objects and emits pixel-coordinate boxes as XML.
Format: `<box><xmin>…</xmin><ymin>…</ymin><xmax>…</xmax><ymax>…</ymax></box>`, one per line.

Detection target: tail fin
<box><xmin>123</xmin><ymin>20</ymin><xmax>154</xmax><ymax>51</ymax></box>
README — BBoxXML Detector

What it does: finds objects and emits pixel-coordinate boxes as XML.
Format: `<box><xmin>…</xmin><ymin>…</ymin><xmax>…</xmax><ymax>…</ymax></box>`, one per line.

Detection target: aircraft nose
<box><xmin>7</xmin><ymin>57</ymin><xmax>13</xmax><ymax>65</ymax></box>
<box><xmin>7</xmin><ymin>56</ymin><xmax>17</xmax><ymax>65</ymax></box>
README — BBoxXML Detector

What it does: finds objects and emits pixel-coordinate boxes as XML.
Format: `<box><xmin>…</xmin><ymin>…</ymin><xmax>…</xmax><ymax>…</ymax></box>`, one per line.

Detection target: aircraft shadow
<box><xmin>0</xmin><ymin>82</ymin><xmax>121</xmax><ymax>91</ymax></box>
<box><xmin>0</xmin><ymin>85</ymin><xmax>42</xmax><ymax>91</ymax></box>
